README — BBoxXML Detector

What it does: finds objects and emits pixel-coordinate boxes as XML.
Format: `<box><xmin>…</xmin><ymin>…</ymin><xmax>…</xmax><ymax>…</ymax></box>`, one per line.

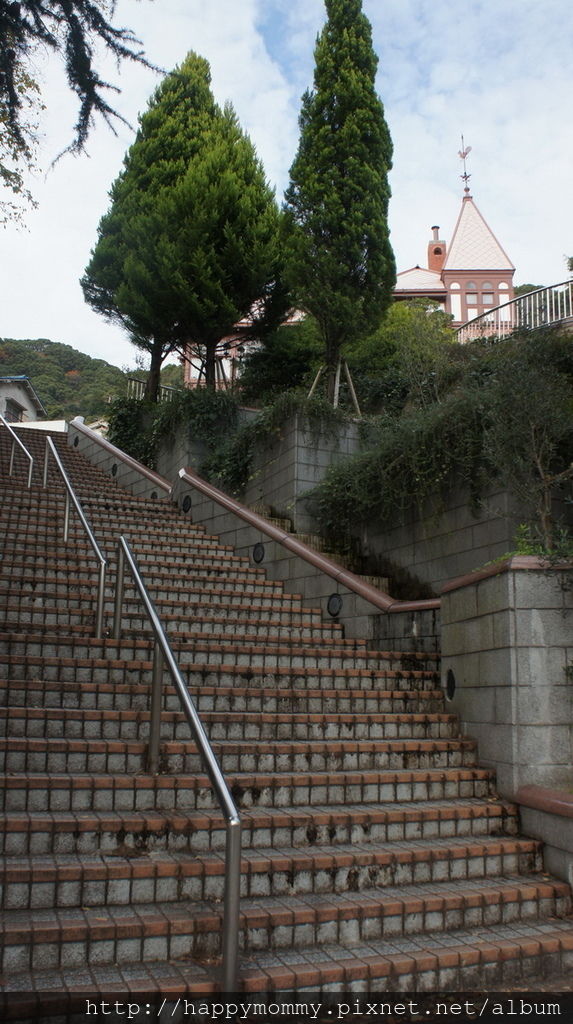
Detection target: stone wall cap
<box><xmin>517</xmin><ymin>784</ymin><xmax>573</xmax><ymax>820</ymax></box>
<box><xmin>441</xmin><ymin>555</ymin><xmax>573</xmax><ymax>594</ymax></box>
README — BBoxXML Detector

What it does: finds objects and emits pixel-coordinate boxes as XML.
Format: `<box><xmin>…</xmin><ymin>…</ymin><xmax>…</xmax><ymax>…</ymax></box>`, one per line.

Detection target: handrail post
<box><xmin>43</xmin><ymin>436</ymin><xmax>49</xmax><ymax>488</ymax></box>
<box><xmin>221</xmin><ymin>817</ymin><xmax>242</xmax><ymax>992</ymax></box>
<box><xmin>148</xmin><ymin>642</ymin><xmax>163</xmax><ymax>774</ymax></box>
<box><xmin>0</xmin><ymin>415</ymin><xmax>34</xmax><ymax>489</ymax></box>
<box><xmin>113</xmin><ymin>542</ymin><xmax>125</xmax><ymax>640</ymax></box>
<box><xmin>43</xmin><ymin>436</ymin><xmax>107</xmax><ymax>641</ymax></box>
<box><xmin>96</xmin><ymin>561</ymin><xmax>106</xmax><ymax>640</ymax></box>
<box><xmin>64</xmin><ymin>491</ymin><xmax>70</xmax><ymax>542</ymax></box>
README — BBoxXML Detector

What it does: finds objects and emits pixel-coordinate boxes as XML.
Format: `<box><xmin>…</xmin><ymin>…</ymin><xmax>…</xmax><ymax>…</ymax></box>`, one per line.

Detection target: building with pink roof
<box><xmin>394</xmin><ymin>191</ymin><xmax>515</xmax><ymax>327</ymax></box>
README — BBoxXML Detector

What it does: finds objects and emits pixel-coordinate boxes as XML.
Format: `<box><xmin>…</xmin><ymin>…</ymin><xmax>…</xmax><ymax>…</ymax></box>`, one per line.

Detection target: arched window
<box><xmin>433</xmin><ymin>247</ymin><xmax>442</xmax><ymax>255</ymax></box>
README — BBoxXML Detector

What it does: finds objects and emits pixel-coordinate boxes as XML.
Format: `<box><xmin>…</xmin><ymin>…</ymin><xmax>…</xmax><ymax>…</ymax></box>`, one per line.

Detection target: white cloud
<box><xmin>0</xmin><ymin>0</ymin><xmax>571</xmax><ymax>376</ymax></box>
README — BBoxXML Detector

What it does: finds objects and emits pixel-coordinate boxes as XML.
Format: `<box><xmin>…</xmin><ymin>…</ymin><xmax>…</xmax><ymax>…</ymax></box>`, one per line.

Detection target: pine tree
<box><xmin>284</xmin><ymin>0</ymin><xmax>396</xmax><ymax>403</ymax></box>
<box><xmin>82</xmin><ymin>52</ymin><xmax>284</xmax><ymax>398</ymax></box>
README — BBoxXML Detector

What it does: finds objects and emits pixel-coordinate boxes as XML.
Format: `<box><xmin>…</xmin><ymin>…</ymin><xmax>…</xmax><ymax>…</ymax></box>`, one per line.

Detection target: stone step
<box><xmin>238</xmin><ymin>920</ymin><xmax>573</xmax><ymax>992</ymax></box>
<box><xmin>1</xmin><ymin>767</ymin><xmax>496</xmax><ymax>813</ymax></box>
<box><xmin>0</xmin><ymin>799</ymin><xmax>518</xmax><ymax>856</ymax></box>
<box><xmin>0</xmin><ymin>526</ymin><xmax>236</xmax><ymax>558</ymax></box>
<box><xmin>2</xmin><ymin>867</ymin><xmax>567</xmax><ymax>955</ymax></box>
<box><xmin>0</xmin><ymin>515</ymin><xmax>207</xmax><ymax>543</ymax></box>
<box><xmin>0</xmin><ymin>558</ymin><xmax>277</xmax><ymax>589</ymax></box>
<box><xmin>3</xmin><ymin>430</ymin><xmax>572</xmax><ymax>999</ymax></box>
<box><xmin>0</xmin><ymin>678</ymin><xmax>446</xmax><ymax>713</ymax></box>
<box><xmin>0</xmin><ymin>633</ymin><xmax>439</xmax><ymax>674</ymax></box>
<box><xmin>0</xmin><ymin>548</ymin><xmax>251</xmax><ymax>574</ymax></box>
<box><xmin>0</xmin><ymin>835</ymin><xmax>544</xmax><ymax>921</ymax></box>
<box><xmin>1</xmin><ymin>706</ymin><xmax>460</xmax><ymax>742</ymax></box>
<box><xmin>0</xmin><ymin>735</ymin><xmax>478</xmax><ymax>775</ymax></box>
<box><xmin>0</xmin><ymin>659</ymin><xmax>439</xmax><ymax>700</ymax></box>
<box><xmin>0</xmin><ymin>583</ymin><xmax>312</xmax><ymax>617</ymax></box>
<box><xmin>1</xmin><ymin>613</ymin><xmax>343</xmax><ymax>644</ymax></box>
<box><xmin>3</xmin><ymin>921</ymin><xmax>573</xmax><ymax>1009</ymax></box>
<box><xmin>0</xmin><ymin>570</ymin><xmax>294</xmax><ymax>600</ymax></box>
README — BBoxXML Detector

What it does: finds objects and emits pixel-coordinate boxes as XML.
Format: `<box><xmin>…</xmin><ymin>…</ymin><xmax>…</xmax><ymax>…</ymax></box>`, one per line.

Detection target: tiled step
<box><xmin>0</xmin><ymin>613</ymin><xmax>343</xmax><ymax>643</ymax></box>
<box><xmin>0</xmin><ymin>633</ymin><xmax>439</xmax><ymax>675</ymax></box>
<box><xmin>0</xmin><ymin>581</ymin><xmax>310</xmax><ymax>614</ymax></box>
<box><xmin>0</xmin><ymin>656</ymin><xmax>441</xmax><ymax>697</ymax></box>
<box><xmin>1</xmin><ymin>706</ymin><xmax>461</xmax><ymax>742</ymax></box>
<box><xmin>2</xmin><ymin>862</ymin><xmax>567</xmax><ymax>949</ymax></box>
<box><xmin>0</xmin><ymin>799</ymin><xmax>519</xmax><ymax>857</ymax></box>
<box><xmin>238</xmin><ymin>920</ymin><xmax>573</xmax><ymax>992</ymax></box>
<box><xmin>1</xmin><ymin>548</ymin><xmax>252</xmax><ymax>575</ymax></box>
<box><xmin>2</xmin><ymin>426</ymin><xmax>573</xmax><ymax>1000</ymax></box>
<box><xmin>1</xmin><ymin>767</ymin><xmax>496</xmax><ymax>813</ymax></box>
<box><xmin>0</xmin><ymin>557</ymin><xmax>278</xmax><ymax>590</ymax></box>
<box><xmin>0</xmin><ymin>735</ymin><xmax>478</xmax><ymax>774</ymax></box>
<box><xmin>2</xmin><ymin>921</ymin><xmax>572</xmax><ymax>1009</ymax></box>
<box><xmin>0</xmin><ymin>570</ymin><xmax>296</xmax><ymax>602</ymax></box>
<box><xmin>0</xmin><ymin>678</ymin><xmax>446</xmax><ymax>714</ymax></box>
<box><xmin>0</xmin><ymin>836</ymin><xmax>544</xmax><ymax>913</ymax></box>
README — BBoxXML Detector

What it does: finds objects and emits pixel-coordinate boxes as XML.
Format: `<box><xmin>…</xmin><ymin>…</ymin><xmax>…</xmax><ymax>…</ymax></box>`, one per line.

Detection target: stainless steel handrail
<box><xmin>0</xmin><ymin>415</ymin><xmax>34</xmax><ymax>488</ymax></box>
<box><xmin>43</xmin><ymin>435</ymin><xmax>107</xmax><ymax>638</ymax></box>
<box><xmin>112</xmin><ymin>535</ymin><xmax>241</xmax><ymax>992</ymax></box>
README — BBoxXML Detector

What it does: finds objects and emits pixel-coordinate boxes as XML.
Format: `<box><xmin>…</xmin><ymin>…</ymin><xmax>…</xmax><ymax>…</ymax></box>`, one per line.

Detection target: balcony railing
<box><xmin>126</xmin><ymin>377</ymin><xmax>182</xmax><ymax>402</ymax></box>
<box><xmin>456</xmin><ymin>279</ymin><xmax>573</xmax><ymax>343</ymax></box>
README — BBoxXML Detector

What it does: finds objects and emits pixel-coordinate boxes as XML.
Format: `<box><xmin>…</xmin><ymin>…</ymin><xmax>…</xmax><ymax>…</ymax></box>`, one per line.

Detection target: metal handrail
<box><xmin>112</xmin><ymin>535</ymin><xmax>241</xmax><ymax>992</ymax></box>
<box><xmin>456</xmin><ymin>278</ymin><xmax>573</xmax><ymax>342</ymax></box>
<box><xmin>43</xmin><ymin>436</ymin><xmax>107</xmax><ymax>638</ymax></box>
<box><xmin>178</xmin><ymin>467</ymin><xmax>440</xmax><ymax>615</ymax></box>
<box><xmin>0</xmin><ymin>414</ymin><xmax>34</xmax><ymax>488</ymax></box>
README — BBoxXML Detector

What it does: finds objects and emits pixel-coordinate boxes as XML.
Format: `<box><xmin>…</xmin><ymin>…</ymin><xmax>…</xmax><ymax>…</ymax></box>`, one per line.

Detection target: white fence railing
<box><xmin>456</xmin><ymin>279</ymin><xmax>573</xmax><ymax>343</ymax></box>
<box><xmin>126</xmin><ymin>377</ymin><xmax>182</xmax><ymax>402</ymax></box>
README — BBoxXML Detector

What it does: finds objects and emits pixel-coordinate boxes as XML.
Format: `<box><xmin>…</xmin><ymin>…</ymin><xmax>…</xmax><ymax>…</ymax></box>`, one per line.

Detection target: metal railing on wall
<box><xmin>126</xmin><ymin>377</ymin><xmax>182</xmax><ymax>402</ymax></box>
<box><xmin>43</xmin><ymin>435</ymin><xmax>107</xmax><ymax>638</ymax></box>
<box><xmin>457</xmin><ymin>279</ymin><xmax>573</xmax><ymax>343</ymax></box>
<box><xmin>0</xmin><ymin>414</ymin><xmax>34</xmax><ymax>487</ymax></box>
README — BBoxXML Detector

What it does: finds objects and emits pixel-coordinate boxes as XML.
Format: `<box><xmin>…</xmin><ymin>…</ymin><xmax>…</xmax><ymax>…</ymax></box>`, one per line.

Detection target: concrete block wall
<box><xmin>518</xmin><ymin>788</ymin><xmax>573</xmax><ymax>888</ymax></box>
<box><xmin>242</xmin><ymin>414</ymin><xmax>361</xmax><ymax>534</ymax></box>
<box><xmin>156</xmin><ymin>410</ymin><xmax>571</xmax><ymax>592</ymax></box>
<box><xmin>354</xmin><ymin>489</ymin><xmax>522</xmax><ymax>594</ymax></box>
<box><xmin>441</xmin><ymin>561</ymin><xmax>573</xmax><ymax>799</ymax></box>
<box><xmin>68</xmin><ymin>418</ymin><xmax>171</xmax><ymax>502</ymax></box>
<box><xmin>171</xmin><ymin>474</ymin><xmax>439</xmax><ymax>650</ymax></box>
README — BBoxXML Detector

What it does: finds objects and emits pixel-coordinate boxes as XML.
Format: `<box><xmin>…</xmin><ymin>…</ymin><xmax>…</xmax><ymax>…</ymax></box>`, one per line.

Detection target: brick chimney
<box><xmin>428</xmin><ymin>225</ymin><xmax>446</xmax><ymax>272</ymax></box>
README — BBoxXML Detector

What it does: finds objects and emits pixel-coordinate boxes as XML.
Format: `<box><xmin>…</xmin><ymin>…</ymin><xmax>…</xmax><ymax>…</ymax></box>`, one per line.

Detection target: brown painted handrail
<box><xmin>69</xmin><ymin>417</ymin><xmax>172</xmax><ymax>493</ymax></box>
<box><xmin>67</xmin><ymin>417</ymin><xmax>440</xmax><ymax>614</ymax></box>
<box><xmin>178</xmin><ymin>466</ymin><xmax>440</xmax><ymax>616</ymax></box>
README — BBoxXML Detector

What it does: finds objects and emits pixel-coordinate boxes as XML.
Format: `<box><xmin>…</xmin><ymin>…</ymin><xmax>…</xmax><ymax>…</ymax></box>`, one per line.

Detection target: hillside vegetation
<box><xmin>0</xmin><ymin>338</ymin><xmax>127</xmax><ymax>420</ymax></box>
<box><xmin>0</xmin><ymin>338</ymin><xmax>183</xmax><ymax>421</ymax></box>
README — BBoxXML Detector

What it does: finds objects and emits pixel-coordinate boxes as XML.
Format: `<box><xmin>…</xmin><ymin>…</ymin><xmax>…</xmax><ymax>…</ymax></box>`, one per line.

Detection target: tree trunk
<box><xmin>144</xmin><ymin>342</ymin><xmax>164</xmax><ymax>403</ymax></box>
<box><xmin>204</xmin><ymin>340</ymin><xmax>217</xmax><ymax>391</ymax></box>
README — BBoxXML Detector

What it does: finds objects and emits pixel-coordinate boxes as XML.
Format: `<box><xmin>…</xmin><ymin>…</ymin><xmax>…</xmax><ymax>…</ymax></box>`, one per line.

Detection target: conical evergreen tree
<box><xmin>284</xmin><ymin>0</ymin><xmax>395</xmax><ymax>402</ymax></box>
<box><xmin>82</xmin><ymin>53</ymin><xmax>284</xmax><ymax>398</ymax></box>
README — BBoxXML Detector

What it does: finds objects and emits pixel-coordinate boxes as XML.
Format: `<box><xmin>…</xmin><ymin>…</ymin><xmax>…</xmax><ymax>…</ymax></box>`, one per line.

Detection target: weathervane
<box><xmin>458</xmin><ymin>135</ymin><xmax>472</xmax><ymax>194</ymax></box>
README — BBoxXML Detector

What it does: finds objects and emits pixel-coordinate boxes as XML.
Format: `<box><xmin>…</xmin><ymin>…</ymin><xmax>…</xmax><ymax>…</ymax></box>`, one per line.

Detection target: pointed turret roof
<box><xmin>443</xmin><ymin>195</ymin><xmax>514</xmax><ymax>272</ymax></box>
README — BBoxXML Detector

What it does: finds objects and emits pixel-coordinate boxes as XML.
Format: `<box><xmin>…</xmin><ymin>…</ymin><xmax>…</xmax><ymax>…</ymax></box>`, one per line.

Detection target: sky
<box><xmin>1</xmin><ymin>0</ymin><xmax>572</xmax><ymax>371</ymax></box>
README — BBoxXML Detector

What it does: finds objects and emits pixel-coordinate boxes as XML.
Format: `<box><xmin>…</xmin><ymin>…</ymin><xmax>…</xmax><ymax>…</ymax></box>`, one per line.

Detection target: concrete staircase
<box><xmin>1</xmin><ymin>426</ymin><xmax>573</xmax><ymax>1008</ymax></box>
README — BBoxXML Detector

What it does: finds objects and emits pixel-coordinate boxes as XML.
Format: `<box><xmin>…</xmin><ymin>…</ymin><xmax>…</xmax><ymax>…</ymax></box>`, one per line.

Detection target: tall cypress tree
<box><xmin>284</xmin><ymin>0</ymin><xmax>395</xmax><ymax>402</ymax></box>
<box><xmin>82</xmin><ymin>52</ymin><xmax>284</xmax><ymax>398</ymax></box>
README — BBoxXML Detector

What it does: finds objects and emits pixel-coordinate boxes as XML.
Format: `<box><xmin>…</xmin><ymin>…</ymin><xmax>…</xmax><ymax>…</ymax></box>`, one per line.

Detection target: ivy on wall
<box><xmin>310</xmin><ymin>329</ymin><xmax>573</xmax><ymax>554</ymax></box>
